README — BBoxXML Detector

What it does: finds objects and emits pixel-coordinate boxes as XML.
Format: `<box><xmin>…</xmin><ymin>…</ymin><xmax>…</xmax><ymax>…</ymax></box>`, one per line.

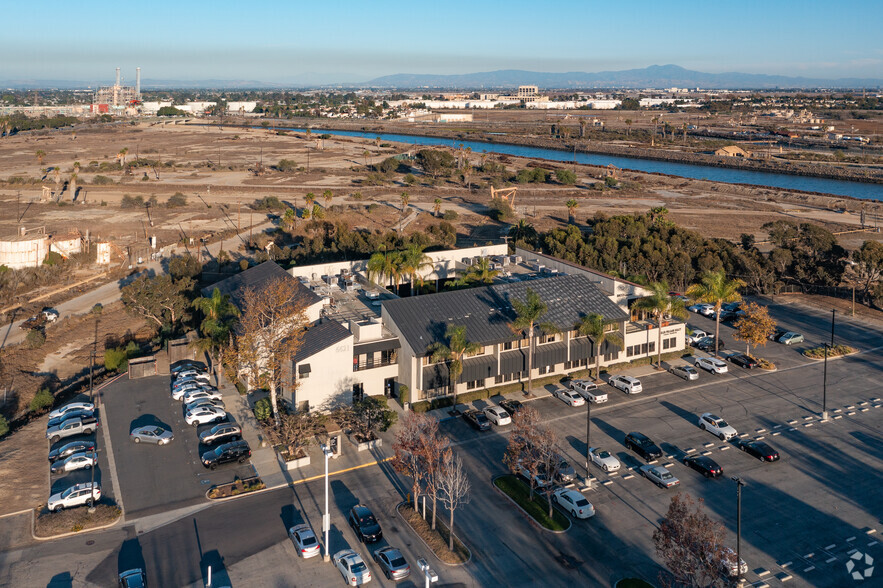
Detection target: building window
<box><xmin>537</xmin><ymin>365</ymin><xmax>550</xmax><ymax>375</ymax></box>
<box><xmin>495</xmin><ymin>375</ymin><xmax>503</xmax><ymax>384</ymax></box>
<box><xmin>466</xmin><ymin>380</ymin><xmax>481</xmax><ymax>390</ymax></box>
<box><xmin>538</xmin><ymin>334</ymin><xmax>557</xmax><ymax>344</ymax></box>
<box><xmin>298</xmin><ymin>364</ymin><xmax>311</xmax><ymax>379</ymax></box>
<box><xmin>649</xmin><ymin>342</ymin><xmax>655</xmax><ymax>353</ymax></box>
<box><xmin>663</xmin><ymin>336</ymin><xmax>678</xmax><ymax>350</ymax></box>
<box><xmin>502</xmin><ymin>341</ymin><xmax>514</xmax><ymax>351</ymax></box>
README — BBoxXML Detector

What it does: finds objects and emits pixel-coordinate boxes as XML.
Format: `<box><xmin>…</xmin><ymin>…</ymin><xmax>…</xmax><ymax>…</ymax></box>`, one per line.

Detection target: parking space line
<box><xmin>834</xmin><ymin>415</ymin><xmax>843</xmax><ymax>419</ymax></box>
<box><xmin>824</xmin><ymin>544</ymin><xmax>836</xmax><ymax>550</ymax></box>
<box><xmin>772</xmin><ymin>431</ymin><xmax>782</xmax><ymax>436</ymax></box>
<box><xmin>719</xmin><ymin>445</ymin><xmax>730</xmax><ymax>451</ymax></box>
<box><xmin>869</xmin><ymin>541</ymin><xmax>878</xmax><ymax>547</ymax></box>
<box><xmin>804</xmin><ymin>423</ymin><xmax>814</xmax><ymax>427</ymax></box>
<box><xmin>848</xmin><ymin>411</ymin><xmax>857</xmax><ymax>415</ymax></box>
<box><xmin>826</xmin><ymin>556</ymin><xmax>837</xmax><ymax>563</ymax></box>
<box><xmin>846</xmin><ymin>536</ymin><xmax>856</xmax><ymax>542</ymax></box>
<box><xmin>622</xmin><ymin>474</ymin><xmax>635</xmax><ymax>480</ymax></box>
<box><xmin>701</xmin><ymin>451</ymin><xmax>713</xmax><ymax>456</ymax></box>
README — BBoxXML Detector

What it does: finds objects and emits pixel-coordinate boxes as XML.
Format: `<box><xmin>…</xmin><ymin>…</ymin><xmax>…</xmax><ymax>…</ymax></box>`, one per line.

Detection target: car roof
<box><xmin>690</xmin><ymin>455</ymin><xmax>718</xmax><ymax>466</ymax></box>
<box><xmin>628</xmin><ymin>431</ymin><xmax>649</xmax><ymax>440</ymax></box>
<box><xmin>352</xmin><ymin>504</ymin><xmax>374</xmax><ymax>516</ymax></box>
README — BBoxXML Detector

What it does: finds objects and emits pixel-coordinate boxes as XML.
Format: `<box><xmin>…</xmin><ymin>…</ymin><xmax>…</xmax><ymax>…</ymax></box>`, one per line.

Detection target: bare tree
<box><xmin>436</xmin><ymin>450</ymin><xmax>471</xmax><ymax>551</ymax></box>
<box><xmin>653</xmin><ymin>492</ymin><xmax>729</xmax><ymax>588</ymax></box>
<box><xmin>225</xmin><ymin>279</ymin><xmax>308</xmax><ymax>425</ymax></box>
<box><xmin>503</xmin><ymin>407</ymin><xmax>545</xmax><ymax>500</ymax></box>
<box><xmin>535</xmin><ymin>428</ymin><xmax>564</xmax><ymax>518</ymax></box>
<box><xmin>422</xmin><ymin>419</ymin><xmax>451</xmax><ymax>529</ymax></box>
<box><xmin>264</xmin><ymin>410</ymin><xmax>321</xmax><ymax>459</ymax></box>
<box><xmin>392</xmin><ymin>412</ymin><xmax>431</xmax><ymax>511</ymax></box>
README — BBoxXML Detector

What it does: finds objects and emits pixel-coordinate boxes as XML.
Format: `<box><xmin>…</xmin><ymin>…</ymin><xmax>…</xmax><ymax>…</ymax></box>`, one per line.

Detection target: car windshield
<box><xmin>351</xmin><ymin>562</ymin><xmax>367</xmax><ymax>573</ymax></box>
<box><xmin>597</xmin><ymin>451</ymin><xmax>611</xmax><ymax>459</ymax></box>
<box><xmin>717</xmin><ymin>419</ymin><xmax>729</xmax><ymax>427</ymax></box>
<box><xmin>148</xmin><ymin>427</ymin><xmax>163</xmax><ymax>435</ymax></box>
<box><xmin>61</xmin><ymin>487</ymin><xmax>74</xmax><ymax>499</ymax></box>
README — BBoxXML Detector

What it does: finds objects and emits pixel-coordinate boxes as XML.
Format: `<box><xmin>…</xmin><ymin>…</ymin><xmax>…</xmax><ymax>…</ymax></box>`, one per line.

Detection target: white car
<box><xmin>47</xmin><ymin>482</ymin><xmax>101</xmax><ymax>512</ymax></box>
<box><xmin>715</xmin><ymin>546</ymin><xmax>749</xmax><ymax>577</ymax></box>
<box><xmin>570</xmin><ymin>379</ymin><xmax>608</xmax><ymax>403</ymax></box>
<box><xmin>289</xmin><ymin>524</ymin><xmax>321</xmax><ymax>559</ymax></box>
<box><xmin>174</xmin><ymin>370</ymin><xmax>209</xmax><ymax>382</ymax></box>
<box><xmin>553</xmin><ymin>387</ymin><xmax>585</xmax><ymax>407</ymax></box>
<box><xmin>48</xmin><ymin>401</ymin><xmax>95</xmax><ymax>420</ymax></box>
<box><xmin>685</xmin><ymin>329</ymin><xmax>709</xmax><ymax>345</ymax></box>
<box><xmin>182</xmin><ymin>388</ymin><xmax>223</xmax><ymax>405</ymax></box>
<box><xmin>608</xmin><ymin>375</ymin><xmax>642</xmax><ymax>394</ymax></box>
<box><xmin>49</xmin><ymin>451</ymin><xmax>97</xmax><ymax>474</ymax></box>
<box><xmin>184</xmin><ymin>405</ymin><xmax>226</xmax><ymax>426</ymax></box>
<box><xmin>483</xmin><ymin>406</ymin><xmax>511</xmax><ymax>426</ymax></box>
<box><xmin>698</xmin><ymin>413</ymin><xmax>738</xmax><ymax>441</ymax></box>
<box><xmin>697</xmin><ymin>304</ymin><xmax>715</xmax><ymax>316</ymax></box>
<box><xmin>185</xmin><ymin>397</ymin><xmax>225</xmax><ymax>412</ymax></box>
<box><xmin>172</xmin><ymin>384</ymin><xmax>214</xmax><ymax>401</ymax></box>
<box><xmin>588</xmin><ymin>447</ymin><xmax>621</xmax><ymax>472</ymax></box>
<box><xmin>333</xmin><ymin>549</ymin><xmax>372</xmax><ymax>585</ymax></box>
<box><xmin>696</xmin><ymin>357</ymin><xmax>728</xmax><ymax>374</ymax></box>
<box><xmin>639</xmin><ymin>465</ymin><xmax>680</xmax><ymax>488</ymax></box>
<box><xmin>551</xmin><ymin>488</ymin><xmax>595</xmax><ymax>519</ymax></box>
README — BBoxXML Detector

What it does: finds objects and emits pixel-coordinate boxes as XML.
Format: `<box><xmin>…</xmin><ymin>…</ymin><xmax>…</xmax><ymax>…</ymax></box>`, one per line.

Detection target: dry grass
<box><xmin>207</xmin><ymin>476</ymin><xmax>265</xmax><ymax>499</ymax></box>
<box><xmin>397</xmin><ymin>503</ymin><xmax>470</xmax><ymax>565</ymax></box>
<box><xmin>33</xmin><ymin>503</ymin><xmax>121</xmax><ymax>537</ymax></box>
<box><xmin>0</xmin><ymin>417</ymin><xmax>50</xmax><ymax>515</ymax></box>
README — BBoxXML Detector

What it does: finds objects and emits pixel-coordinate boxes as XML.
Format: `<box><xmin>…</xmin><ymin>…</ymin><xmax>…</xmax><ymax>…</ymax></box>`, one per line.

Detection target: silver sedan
<box><xmin>130</xmin><ymin>425</ymin><xmax>174</xmax><ymax>445</ymax></box>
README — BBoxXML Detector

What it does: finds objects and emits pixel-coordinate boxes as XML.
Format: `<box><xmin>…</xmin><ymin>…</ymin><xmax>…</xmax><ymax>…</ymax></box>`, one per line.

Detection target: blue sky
<box><xmin>3</xmin><ymin>0</ymin><xmax>881</xmax><ymax>82</ymax></box>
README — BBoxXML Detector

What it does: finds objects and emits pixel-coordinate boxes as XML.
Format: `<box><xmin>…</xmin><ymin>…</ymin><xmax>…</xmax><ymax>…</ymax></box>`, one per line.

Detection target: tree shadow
<box><xmin>659</xmin><ymin>400</ymin><xmax>698</xmax><ymax>428</ymax></box>
<box><xmin>46</xmin><ymin>573</ymin><xmax>72</xmax><ymax>588</ymax></box>
<box><xmin>129</xmin><ymin>414</ymin><xmax>171</xmax><ymax>433</ymax></box>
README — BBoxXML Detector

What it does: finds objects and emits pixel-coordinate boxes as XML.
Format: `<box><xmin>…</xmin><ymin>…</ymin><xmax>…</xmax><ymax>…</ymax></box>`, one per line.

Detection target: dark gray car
<box><xmin>198</xmin><ymin>423</ymin><xmax>242</xmax><ymax>446</ymax></box>
<box><xmin>373</xmin><ymin>546</ymin><xmax>411</xmax><ymax>581</ymax></box>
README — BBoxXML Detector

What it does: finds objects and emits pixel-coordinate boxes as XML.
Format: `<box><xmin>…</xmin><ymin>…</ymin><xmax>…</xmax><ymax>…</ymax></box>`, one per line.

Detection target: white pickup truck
<box><xmin>569</xmin><ymin>379</ymin><xmax>608</xmax><ymax>403</ymax></box>
<box><xmin>46</xmin><ymin>416</ymin><xmax>97</xmax><ymax>444</ymax></box>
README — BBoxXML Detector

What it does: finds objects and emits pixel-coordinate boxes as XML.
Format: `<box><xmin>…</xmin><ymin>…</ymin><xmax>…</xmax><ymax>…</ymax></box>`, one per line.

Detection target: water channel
<box><xmin>280</xmin><ymin>127</ymin><xmax>882</xmax><ymax>201</ymax></box>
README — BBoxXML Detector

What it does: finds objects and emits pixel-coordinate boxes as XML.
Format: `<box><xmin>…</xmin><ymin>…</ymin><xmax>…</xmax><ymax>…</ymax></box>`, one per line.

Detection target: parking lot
<box><xmin>101</xmin><ymin>374</ymin><xmax>254</xmax><ymax>518</ymax></box>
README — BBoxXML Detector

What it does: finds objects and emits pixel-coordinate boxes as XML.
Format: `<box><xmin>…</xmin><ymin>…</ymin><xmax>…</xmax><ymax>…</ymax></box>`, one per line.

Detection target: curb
<box><xmin>491</xmin><ymin>475</ymin><xmax>571</xmax><ymax>534</ymax></box>
<box><xmin>395</xmin><ymin>501</ymin><xmax>471</xmax><ymax>566</ymax></box>
<box><xmin>205</xmin><ymin>478</ymin><xmax>267</xmax><ymax>502</ymax></box>
<box><xmin>801</xmin><ymin>350</ymin><xmax>859</xmax><ymax>361</ymax></box>
<box><xmin>31</xmin><ymin>509</ymin><xmax>123</xmax><ymax>542</ymax></box>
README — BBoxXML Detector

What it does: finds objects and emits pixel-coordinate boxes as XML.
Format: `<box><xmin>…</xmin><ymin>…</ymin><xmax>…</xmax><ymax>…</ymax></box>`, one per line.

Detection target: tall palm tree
<box><xmin>400</xmin><ymin>245</ymin><xmax>433</xmax><ymax>295</ymax></box>
<box><xmin>624</xmin><ymin>119</ymin><xmax>632</xmax><ymax>137</ymax></box>
<box><xmin>686</xmin><ymin>270</ymin><xmax>745</xmax><ymax>356</ymax></box>
<box><xmin>428</xmin><ymin>324</ymin><xmax>481</xmax><ymax>411</ymax></box>
<box><xmin>367</xmin><ymin>251</ymin><xmax>402</xmax><ymax>290</ymax></box>
<box><xmin>305</xmin><ymin>192</ymin><xmax>315</xmax><ymax>207</ymax></box>
<box><xmin>565</xmin><ymin>199</ymin><xmax>578</xmax><ymax>224</ymax></box>
<box><xmin>635</xmin><ymin>281</ymin><xmax>689</xmax><ymax>367</ymax></box>
<box><xmin>69</xmin><ymin>173</ymin><xmax>78</xmax><ymax>201</ymax></box>
<box><xmin>575</xmin><ymin>313</ymin><xmax>623</xmax><ymax>380</ymax></box>
<box><xmin>463</xmin><ymin>257</ymin><xmax>499</xmax><ymax>285</ymax></box>
<box><xmin>510</xmin><ymin>288</ymin><xmax>558</xmax><ymax>394</ymax></box>
<box><xmin>35</xmin><ymin>150</ymin><xmax>46</xmax><ymax>165</ymax></box>
<box><xmin>400</xmin><ymin>192</ymin><xmax>410</xmax><ymax>211</ymax></box>
<box><xmin>433</xmin><ymin>198</ymin><xmax>442</xmax><ymax>217</ymax></box>
<box><xmin>509</xmin><ymin>219</ymin><xmax>537</xmax><ymax>245</ymax></box>
<box><xmin>192</xmin><ymin>287</ymin><xmax>240</xmax><ymax>377</ymax></box>
<box><xmin>323</xmin><ymin>189</ymin><xmax>333</xmax><ymax>208</ymax></box>
<box><xmin>118</xmin><ymin>147</ymin><xmax>129</xmax><ymax>166</ymax></box>
<box><xmin>363</xmin><ymin>149</ymin><xmax>371</xmax><ymax>167</ymax></box>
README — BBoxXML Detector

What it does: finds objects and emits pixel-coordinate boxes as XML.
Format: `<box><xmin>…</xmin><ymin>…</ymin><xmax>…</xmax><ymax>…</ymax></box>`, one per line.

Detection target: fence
<box><xmin>169</xmin><ymin>337</ymin><xmax>198</xmax><ymax>365</ymax></box>
<box><xmin>776</xmin><ymin>283</ymin><xmax>879</xmax><ymax>309</ymax></box>
<box><xmin>128</xmin><ymin>355</ymin><xmax>157</xmax><ymax>379</ymax></box>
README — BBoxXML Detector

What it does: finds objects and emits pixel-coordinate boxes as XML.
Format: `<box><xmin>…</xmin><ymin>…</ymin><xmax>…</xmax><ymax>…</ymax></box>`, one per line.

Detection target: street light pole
<box><xmin>731</xmin><ymin>476</ymin><xmax>746</xmax><ymax>585</ymax></box>
<box><xmin>822</xmin><ymin>343</ymin><xmax>829</xmax><ymax>421</ymax></box>
<box><xmin>830</xmin><ymin>308</ymin><xmax>836</xmax><ymax>347</ymax></box>
<box><xmin>417</xmin><ymin>557</ymin><xmax>438</xmax><ymax>588</ymax></box>
<box><xmin>321</xmin><ymin>444</ymin><xmax>333</xmax><ymax>562</ymax></box>
<box><xmin>584</xmin><ymin>400</ymin><xmax>592</xmax><ymax>478</ymax></box>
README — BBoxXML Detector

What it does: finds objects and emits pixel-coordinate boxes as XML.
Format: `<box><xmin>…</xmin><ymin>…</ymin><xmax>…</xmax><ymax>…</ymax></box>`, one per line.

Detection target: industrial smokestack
<box><xmin>115</xmin><ymin>67</ymin><xmax>121</xmax><ymax>87</ymax></box>
<box><xmin>135</xmin><ymin>67</ymin><xmax>141</xmax><ymax>97</ymax></box>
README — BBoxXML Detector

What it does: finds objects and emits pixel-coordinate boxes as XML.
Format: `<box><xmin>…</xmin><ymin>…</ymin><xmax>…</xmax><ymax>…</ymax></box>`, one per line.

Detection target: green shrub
<box><xmin>276</xmin><ymin>159</ymin><xmax>297</xmax><ymax>172</ymax></box>
<box><xmin>166</xmin><ymin>192</ymin><xmax>187</xmax><ymax>208</ymax></box>
<box><xmin>555</xmin><ymin>169</ymin><xmax>577</xmax><ymax>185</ymax></box>
<box><xmin>604</xmin><ymin>176</ymin><xmax>619</xmax><ymax>188</ymax></box>
<box><xmin>121</xmin><ymin>194</ymin><xmax>143</xmax><ymax>208</ymax></box>
<box><xmin>91</xmin><ymin>303</ymin><xmax>103</xmax><ymax>315</ymax></box>
<box><xmin>803</xmin><ymin>344</ymin><xmax>854</xmax><ymax>359</ymax></box>
<box><xmin>0</xmin><ymin>415</ymin><xmax>9</xmax><ymax>437</ymax></box>
<box><xmin>403</xmin><ymin>173</ymin><xmax>416</xmax><ymax>185</ymax></box>
<box><xmin>91</xmin><ymin>175</ymin><xmax>113</xmax><ymax>185</ymax></box>
<box><xmin>42</xmin><ymin>252</ymin><xmax>64</xmax><ymax>266</ymax></box>
<box><xmin>104</xmin><ymin>346</ymin><xmax>129</xmax><ymax>372</ymax></box>
<box><xmin>239</xmin><ymin>259</ymin><xmax>250</xmax><ymax>271</ymax></box>
<box><xmin>442</xmin><ymin>210</ymin><xmax>458</xmax><ymax>221</ymax></box>
<box><xmin>253</xmin><ymin>196</ymin><xmax>283</xmax><ymax>211</ymax></box>
<box><xmin>26</xmin><ymin>329</ymin><xmax>46</xmax><ymax>348</ymax></box>
<box><xmin>30</xmin><ymin>388</ymin><xmax>54</xmax><ymax>413</ymax></box>
<box><xmin>253</xmin><ymin>397</ymin><xmax>272</xmax><ymax>421</ymax></box>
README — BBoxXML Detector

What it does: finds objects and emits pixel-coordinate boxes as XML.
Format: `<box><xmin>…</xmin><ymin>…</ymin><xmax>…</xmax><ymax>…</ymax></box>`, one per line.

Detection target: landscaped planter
<box><xmin>277</xmin><ymin>450</ymin><xmax>311</xmax><ymax>470</ymax></box>
<box><xmin>348</xmin><ymin>433</ymin><xmax>382</xmax><ymax>452</ymax></box>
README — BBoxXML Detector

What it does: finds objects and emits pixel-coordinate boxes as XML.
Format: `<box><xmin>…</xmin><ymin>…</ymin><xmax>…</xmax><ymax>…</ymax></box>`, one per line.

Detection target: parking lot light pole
<box><xmin>822</xmin><ymin>343</ymin><xmax>829</xmax><ymax>421</ymax></box>
<box><xmin>321</xmin><ymin>444</ymin><xmax>333</xmax><ymax>562</ymax></box>
<box><xmin>731</xmin><ymin>476</ymin><xmax>746</xmax><ymax>586</ymax></box>
<box><xmin>89</xmin><ymin>351</ymin><xmax>95</xmax><ymax>404</ymax></box>
<box><xmin>417</xmin><ymin>557</ymin><xmax>438</xmax><ymax>588</ymax></box>
<box><xmin>584</xmin><ymin>400</ymin><xmax>592</xmax><ymax>477</ymax></box>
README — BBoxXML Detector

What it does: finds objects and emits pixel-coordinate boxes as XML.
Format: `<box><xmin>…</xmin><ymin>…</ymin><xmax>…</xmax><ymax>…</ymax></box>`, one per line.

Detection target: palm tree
<box><xmin>305</xmin><ymin>192</ymin><xmax>315</xmax><ymax>207</ymax></box>
<box><xmin>323</xmin><ymin>189</ymin><xmax>333</xmax><ymax>208</ymax></box>
<box><xmin>191</xmin><ymin>287</ymin><xmax>240</xmax><ymax>376</ymax></box>
<box><xmin>367</xmin><ymin>251</ymin><xmax>402</xmax><ymax>290</ymax></box>
<box><xmin>427</xmin><ymin>324</ymin><xmax>481</xmax><ymax>411</ymax></box>
<box><xmin>510</xmin><ymin>288</ymin><xmax>558</xmax><ymax>395</ymax></box>
<box><xmin>635</xmin><ymin>281</ymin><xmax>689</xmax><ymax>367</ymax></box>
<box><xmin>363</xmin><ymin>150</ymin><xmax>371</xmax><ymax>167</ymax></box>
<box><xmin>565</xmin><ymin>199</ymin><xmax>578</xmax><ymax>223</ymax></box>
<box><xmin>463</xmin><ymin>257</ymin><xmax>499</xmax><ymax>285</ymax></box>
<box><xmin>686</xmin><ymin>270</ymin><xmax>745</xmax><ymax>356</ymax></box>
<box><xmin>509</xmin><ymin>219</ymin><xmax>537</xmax><ymax>245</ymax></box>
<box><xmin>433</xmin><ymin>198</ymin><xmax>442</xmax><ymax>217</ymax></box>
<box><xmin>575</xmin><ymin>313</ymin><xmax>623</xmax><ymax>380</ymax></box>
<box><xmin>400</xmin><ymin>192</ymin><xmax>410</xmax><ymax>211</ymax></box>
<box><xmin>624</xmin><ymin>119</ymin><xmax>632</xmax><ymax>137</ymax></box>
<box><xmin>35</xmin><ymin>150</ymin><xmax>46</xmax><ymax>165</ymax></box>
<box><xmin>400</xmin><ymin>245</ymin><xmax>433</xmax><ymax>295</ymax></box>
<box><xmin>54</xmin><ymin>167</ymin><xmax>61</xmax><ymax>194</ymax></box>
<box><xmin>118</xmin><ymin>147</ymin><xmax>129</xmax><ymax>166</ymax></box>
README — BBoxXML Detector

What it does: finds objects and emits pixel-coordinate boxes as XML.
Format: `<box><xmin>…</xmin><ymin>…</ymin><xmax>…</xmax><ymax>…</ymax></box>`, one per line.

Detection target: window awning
<box><xmin>299</xmin><ymin>364</ymin><xmax>312</xmax><ymax>374</ymax></box>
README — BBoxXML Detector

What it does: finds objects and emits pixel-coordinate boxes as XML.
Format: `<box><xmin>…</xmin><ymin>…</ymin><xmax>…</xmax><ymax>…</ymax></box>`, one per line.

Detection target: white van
<box><xmin>569</xmin><ymin>379</ymin><xmax>608</xmax><ymax>403</ymax></box>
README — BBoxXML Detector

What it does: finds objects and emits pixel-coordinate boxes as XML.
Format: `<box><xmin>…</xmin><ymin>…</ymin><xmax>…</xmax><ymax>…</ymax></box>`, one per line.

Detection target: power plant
<box><xmin>92</xmin><ymin>67</ymin><xmax>142</xmax><ymax>114</ymax></box>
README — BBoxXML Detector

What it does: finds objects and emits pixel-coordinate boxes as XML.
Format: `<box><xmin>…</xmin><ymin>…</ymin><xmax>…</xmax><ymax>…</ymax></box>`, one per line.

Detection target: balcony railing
<box><xmin>353</xmin><ymin>357</ymin><xmax>396</xmax><ymax>371</ymax></box>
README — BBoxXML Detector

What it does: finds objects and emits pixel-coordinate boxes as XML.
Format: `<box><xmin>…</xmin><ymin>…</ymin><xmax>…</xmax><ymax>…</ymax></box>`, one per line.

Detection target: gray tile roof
<box><xmin>384</xmin><ymin>274</ymin><xmax>629</xmax><ymax>356</ymax></box>
<box><xmin>292</xmin><ymin>319</ymin><xmax>352</xmax><ymax>364</ymax></box>
<box><xmin>201</xmin><ymin>261</ymin><xmax>322</xmax><ymax>310</ymax></box>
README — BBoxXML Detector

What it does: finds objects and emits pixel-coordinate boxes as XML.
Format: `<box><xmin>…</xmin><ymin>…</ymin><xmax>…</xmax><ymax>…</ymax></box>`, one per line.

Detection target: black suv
<box><xmin>625</xmin><ymin>432</ymin><xmax>663</xmax><ymax>462</ymax></box>
<box><xmin>348</xmin><ymin>504</ymin><xmax>383</xmax><ymax>543</ymax></box>
<box><xmin>499</xmin><ymin>399</ymin><xmax>523</xmax><ymax>415</ymax></box>
<box><xmin>199</xmin><ymin>423</ymin><xmax>242</xmax><ymax>446</ymax></box>
<box><xmin>201</xmin><ymin>440</ymin><xmax>251</xmax><ymax>469</ymax></box>
<box><xmin>728</xmin><ymin>353</ymin><xmax>758</xmax><ymax>369</ymax></box>
<box><xmin>463</xmin><ymin>410</ymin><xmax>491</xmax><ymax>431</ymax></box>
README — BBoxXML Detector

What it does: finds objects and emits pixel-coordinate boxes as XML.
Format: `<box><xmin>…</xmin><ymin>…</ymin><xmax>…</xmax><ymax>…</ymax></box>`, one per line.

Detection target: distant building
<box><xmin>517</xmin><ymin>85</ymin><xmax>542</xmax><ymax>103</ymax></box>
<box><xmin>715</xmin><ymin>145</ymin><xmax>752</xmax><ymax>158</ymax></box>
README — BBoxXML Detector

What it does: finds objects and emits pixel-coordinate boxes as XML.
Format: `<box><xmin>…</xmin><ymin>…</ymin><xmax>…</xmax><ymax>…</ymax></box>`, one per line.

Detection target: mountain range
<box><xmin>2</xmin><ymin>65</ymin><xmax>881</xmax><ymax>90</ymax></box>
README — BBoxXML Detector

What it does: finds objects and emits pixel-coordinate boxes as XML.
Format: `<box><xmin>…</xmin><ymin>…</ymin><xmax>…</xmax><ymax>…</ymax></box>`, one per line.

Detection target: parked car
<box><xmin>713</xmin><ymin>546</ymin><xmax>749</xmax><ymax>577</ymax></box>
<box><xmin>171</xmin><ymin>360</ymin><xmax>207</xmax><ymax>373</ymax></box>
<box><xmin>570</xmin><ymin>379</ymin><xmax>607</xmax><ymax>403</ymax></box>
<box><xmin>695</xmin><ymin>337</ymin><xmax>725</xmax><ymax>352</ymax></box>
<box><xmin>333</xmin><ymin>549</ymin><xmax>372</xmax><ymax>586</ymax></box>
<box><xmin>769</xmin><ymin>327</ymin><xmax>788</xmax><ymax>342</ymax></box>
<box><xmin>779</xmin><ymin>332</ymin><xmax>805</xmax><ymax>345</ymax></box>
<box><xmin>171</xmin><ymin>383</ymin><xmax>213</xmax><ymax>401</ymax></box>
<box><xmin>200</xmin><ymin>439</ymin><xmax>251</xmax><ymax>469</ymax></box>
<box><xmin>288</xmin><ymin>523</ymin><xmax>321</xmax><ymax>559</ymax></box>
<box><xmin>713</xmin><ymin>310</ymin><xmax>737</xmax><ymax>322</ymax></box>
<box><xmin>130</xmin><ymin>425</ymin><xmax>174</xmax><ymax>445</ymax></box>
<box><xmin>639</xmin><ymin>465</ymin><xmax>680</xmax><ymax>488</ymax></box>
<box><xmin>42</xmin><ymin>307</ymin><xmax>60</xmax><ymax>322</ymax></box>
<box><xmin>699</xmin><ymin>413</ymin><xmax>738</xmax><ymax>440</ymax></box>
<box><xmin>696</xmin><ymin>357</ymin><xmax>728</xmax><ymax>374</ymax></box>
<box><xmin>48</xmin><ymin>440</ymin><xmax>95</xmax><ymax>462</ymax></box>
<box><xmin>498</xmin><ymin>399</ymin><xmax>523</xmax><ymax>415</ymax></box>
<box><xmin>516</xmin><ymin>461</ymin><xmax>551</xmax><ymax>488</ymax></box>
<box><xmin>463</xmin><ymin>409</ymin><xmax>491</xmax><ymax>431</ymax></box>
<box><xmin>46</xmin><ymin>416</ymin><xmax>97</xmax><ymax>443</ymax></box>
<box><xmin>118</xmin><ymin>568</ymin><xmax>147</xmax><ymax>588</ymax></box>
<box><xmin>688</xmin><ymin>303</ymin><xmax>714</xmax><ymax>315</ymax></box>
<box><xmin>483</xmin><ymin>406</ymin><xmax>511</xmax><ymax>426</ymax></box>
<box><xmin>608</xmin><ymin>375</ymin><xmax>642</xmax><ymax>394</ymax></box>
<box><xmin>728</xmin><ymin>353</ymin><xmax>758</xmax><ymax>369</ymax></box>
<box><xmin>551</xmin><ymin>488</ymin><xmax>595</xmax><ymax>519</ymax></box>
<box><xmin>625</xmin><ymin>432</ymin><xmax>662</xmax><ymax>462</ymax></box>
<box><xmin>736</xmin><ymin>440</ymin><xmax>780</xmax><ymax>462</ymax></box>
<box><xmin>685</xmin><ymin>329</ymin><xmax>710</xmax><ymax>345</ymax></box>
<box><xmin>185</xmin><ymin>405</ymin><xmax>226</xmax><ymax>426</ymax></box>
<box><xmin>174</xmin><ymin>370</ymin><xmax>210</xmax><ymax>382</ymax></box>
<box><xmin>47</xmin><ymin>482</ymin><xmax>100</xmax><ymax>511</ymax></box>
<box><xmin>541</xmin><ymin>455</ymin><xmax>576</xmax><ymax>484</ymax></box>
<box><xmin>682</xmin><ymin>455</ymin><xmax>723</xmax><ymax>478</ymax></box>
<box><xmin>588</xmin><ymin>447</ymin><xmax>621</xmax><ymax>472</ymax></box>
<box><xmin>185</xmin><ymin>397</ymin><xmax>225</xmax><ymax>413</ymax></box>
<box><xmin>722</xmin><ymin>302</ymin><xmax>742</xmax><ymax>312</ymax></box>
<box><xmin>348</xmin><ymin>504</ymin><xmax>383</xmax><ymax>543</ymax></box>
<box><xmin>670</xmin><ymin>365</ymin><xmax>699</xmax><ymax>381</ymax></box>
<box><xmin>553</xmin><ymin>387</ymin><xmax>585</xmax><ymax>407</ymax></box>
<box><xmin>47</xmin><ymin>408</ymin><xmax>95</xmax><ymax>428</ymax></box>
<box><xmin>182</xmin><ymin>388</ymin><xmax>223</xmax><ymax>405</ymax></box>
<box><xmin>199</xmin><ymin>423</ymin><xmax>242</xmax><ymax>446</ymax></box>
<box><xmin>50</xmin><ymin>451</ymin><xmax>97</xmax><ymax>474</ymax></box>
<box><xmin>48</xmin><ymin>401</ymin><xmax>94</xmax><ymax>420</ymax></box>
<box><xmin>372</xmin><ymin>546</ymin><xmax>411</xmax><ymax>581</ymax></box>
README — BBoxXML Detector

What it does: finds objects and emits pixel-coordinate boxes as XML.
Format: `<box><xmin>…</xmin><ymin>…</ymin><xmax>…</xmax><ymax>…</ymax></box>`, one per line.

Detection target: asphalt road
<box><xmin>2</xmin><ymin>299</ymin><xmax>882</xmax><ymax>587</ymax></box>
